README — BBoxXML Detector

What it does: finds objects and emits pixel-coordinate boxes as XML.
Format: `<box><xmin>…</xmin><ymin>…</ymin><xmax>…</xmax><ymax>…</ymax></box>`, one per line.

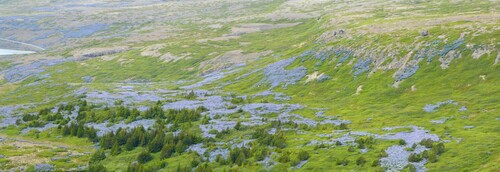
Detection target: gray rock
<box><xmin>423</xmin><ymin>100</ymin><xmax>457</xmax><ymax>113</ymax></box>
<box><xmin>464</xmin><ymin>126</ymin><xmax>474</xmax><ymax>129</ymax></box>
<box><xmin>395</xmin><ymin>65</ymin><xmax>419</xmax><ymax>81</ymax></box>
<box><xmin>317</xmin><ymin>74</ymin><xmax>331</xmax><ymax>82</ymax></box>
<box><xmin>430</xmin><ymin>118</ymin><xmax>447</xmax><ymax>124</ymax></box>
<box><xmin>35</xmin><ymin>163</ymin><xmax>54</xmax><ymax>172</ymax></box>
<box><xmin>458</xmin><ymin>106</ymin><xmax>467</xmax><ymax>111</ymax></box>
<box><xmin>256</xmin><ymin>56</ymin><xmax>307</xmax><ymax>88</ymax></box>
<box><xmin>421</xmin><ymin>30</ymin><xmax>429</xmax><ymax>36</ymax></box>
<box><xmin>82</xmin><ymin>76</ymin><xmax>92</xmax><ymax>83</ymax></box>
<box><xmin>352</xmin><ymin>58</ymin><xmax>372</xmax><ymax>77</ymax></box>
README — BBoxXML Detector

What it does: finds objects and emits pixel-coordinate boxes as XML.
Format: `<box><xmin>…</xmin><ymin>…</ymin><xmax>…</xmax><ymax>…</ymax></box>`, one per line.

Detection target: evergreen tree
<box><xmin>76</xmin><ymin>125</ymin><xmax>84</xmax><ymax>138</ymax></box>
<box><xmin>148</xmin><ymin>132</ymin><xmax>165</xmax><ymax>153</ymax></box>
<box><xmin>111</xmin><ymin>140</ymin><xmax>122</xmax><ymax>156</ymax></box>
<box><xmin>88</xmin><ymin>163</ymin><xmax>108</xmax><ymax>172</ymax></box>
<box><xmin>62</xmin><ymin>125</ymin><xmax>70</xmax><ymax>136</ymax></box>
<box><xmin>234</xmin><ymin>121</ymin><xmax>241</xmax><ymax>130</ymax></box>
<box><xmin>235</xmin><ymin>152</ymin><xmax>246</xmax><ymax>166</ymax></box>
<box><xmin>125</xmin><ymin>138</ymin><xmax>136</xmax><ymax>151</ymax></box>
<box><xmin>161</xmin><ymin>143</ymin><xmax>175</xmax><ymax>159</ymax></box>
<box><xmin>90</xmin><ymin>149</ymin><xmax>106</xmax><ymax>163</ymax></box>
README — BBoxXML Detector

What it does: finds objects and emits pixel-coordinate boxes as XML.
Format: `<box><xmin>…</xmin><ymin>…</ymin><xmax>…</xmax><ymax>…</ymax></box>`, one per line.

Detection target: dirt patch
<box><xmin>197</xmin><ymin>23</ymin><xmax>300</xmax><ymax>43</ymax></box>
<box><xmin>200</xmin><ymin>50</ymin><xmax>272</xmax><ymax>73</ymax></box>
<box><xmin>356</xmin><ymin>14</ymin><xmax>500</xmax><ymax>34</ymax></box>
<box><xmin>471</xmin><ymin>46</ymin><xmax>494</xmax><ymax>59</ymax></box>
<box><xmin>140</xmin><ymin>44</ymin><xmax>191</xmax><ymax>62</ymax></box>
<box><xmin>73</xmin><ymin>46</ymin><xmax>128</xmax><ymax>59</ymax></box>
<box><xmin>305</xmin><ymin>71</ymin><xmax>327</xmax><ymax>83</ymax></box>
<box><xmin>140</xmin><ymin>44</ymin><xmax>165</xmax><ymax>57</ymax></box>
<box><xmin>266</xmin><ymin>13</ymin><xmax>319</xmax><ymax>21</ymax></box>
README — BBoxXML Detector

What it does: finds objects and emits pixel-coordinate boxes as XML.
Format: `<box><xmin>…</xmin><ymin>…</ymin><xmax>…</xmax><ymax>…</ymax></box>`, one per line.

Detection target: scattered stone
<box><xmin>464</xmin><ymin>126</ymin><xmax>474</xmax><ymax>129</ymax></box>
<box><xmin>421</xmin><ymin>30</ymin><xmax>429</xmax><ymax>36</ymax></box>
<box><xmin>35</xmin><ymin>163</ymin><xmax>54</xmax><ymax>172</ymax></box>
<box><xmin>256</xmin><ymin>56</ymin><xmax>307</xmax><ymax>88</ymax></box>
<box><xmin>423</xmin><ymin>100</ymin><xmax>458</xmax><ymax>112</ymax></box>
<box><xmin>208</xmin><ymin>147</ymin><xmax>229</xmax><ymax>162</ymax></box>
<box><xmin>254</xmin><ymin>91</ymin><xmax>291</xmax><ymax>101</ymax></box>
<box><xmin>411</xmin><ymin>85</ymin><xmax>417</xmax><ymax>91</ymax></box>
<box><xmin>352</xmin><ymin>58</ymin><xmax>372</xmax><ymax>77</ymax></box>
<box><xmin>459</xmin><ymin>106</ymin><xmax>467</xmax><ymax>111</ymax></box>
<box><xmin>355</xmin><ymin>85</ymin><xmax>363</xmax><ymax>95</ymax></box>
<box><xmin>395</xmin><ymin>65</ymin><xmax>419</xmax><ymax>81</ymax></box>
<box><xmin>86</xmin><ymin>119</ymin><xmax>155</xmax><ymax>137</ymax></box>
<box><xmin>200</xmin><ymin>120</ymin><xmax>236</xmax><ymax>138</ymax></box>
<box><xmin>294</xmin><ymin>160</ymin><xmax>308</xmax><ymax>169</ymax></box>
<box><xmin>182</xmin><ymin>64</ymin><xmax>244</xmax><ymax>89</ymax></box>
<box><xmin>430</xmin><ymin>118</ymin><xmax>447</xmax><ymax>124</ymax></box>
<box><xmin>379</xmin><ymin>126</ymin><xmax>439</xmax><ymax>145</ymax></box>
<box><xmin>187</xmin><ymin>143</ymin><xmax>206</xmax><ymax>156</ymax></box>
<box><xmin>21</xmin><ymin>123</ymin><xmax>58</xmax><ymax>134</ymax></box>
<box><xmin>479</xmin><ymin>75</ymin><xmax>486</xmax><ymax>81</ymax></box>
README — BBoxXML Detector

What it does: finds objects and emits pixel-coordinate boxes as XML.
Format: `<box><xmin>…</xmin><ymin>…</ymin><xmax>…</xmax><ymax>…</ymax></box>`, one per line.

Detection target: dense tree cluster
<box><xmin>59</xmin><ymin>122</ymin><xmax>98</xmax><ymax>141</ymax></box>
<box><xmin>252</xmin><ymin>128</ymin><xmax>287</xmax><ymax>148</ymax></box>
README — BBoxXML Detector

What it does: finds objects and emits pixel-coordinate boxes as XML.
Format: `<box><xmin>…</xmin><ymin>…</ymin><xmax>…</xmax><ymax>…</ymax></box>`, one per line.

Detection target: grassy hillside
<box><xmin>0</xmin><ymin>0</ymin><xmax>498</xmax><ymax>171</ymax></box>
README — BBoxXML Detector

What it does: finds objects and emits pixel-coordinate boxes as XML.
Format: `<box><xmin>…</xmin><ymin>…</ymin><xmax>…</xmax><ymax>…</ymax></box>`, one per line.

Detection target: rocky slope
<box><xmin>0</xmin><ymin>0</ymin><xmax>498</xmax><ymax>171</ymax></box>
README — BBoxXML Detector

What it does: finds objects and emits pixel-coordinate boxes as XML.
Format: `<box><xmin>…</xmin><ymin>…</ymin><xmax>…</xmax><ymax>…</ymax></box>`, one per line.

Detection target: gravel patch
<box><xmin>21</xmin><ymin>123</ymin><xmax>58</xmax><ymax>134</ymax></box>
<box><xmin>254</xmin><ymin>91</ymin><xmax>291</xmax><ymax>101</ymax></box>
<box><xmin>352</xmin><ymin>58</ymin><xmax>372</xmax><ymax>77</ymax></box>
<box><xmin>423</xmin><ymin>100</ymin><xmax>458</xmax><ymax>113</ymax></box>
<box><xmin>256</xmin><ymin>56</ymin><xmax>307</xmax><ymax>89</ymax></box>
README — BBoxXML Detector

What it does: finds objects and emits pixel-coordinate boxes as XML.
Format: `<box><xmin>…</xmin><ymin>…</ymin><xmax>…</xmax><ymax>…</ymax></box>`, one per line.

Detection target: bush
<box><xmin>88</xmin><ymin>163</ymin><xmax>108</xmax><ymax>172</ymax></box>
<box><xmin>433</xmin><ymin>143</ymin><xmax>445</xmax><ymax>155</ymax></box>
<box><xmin>428</xmin><ymin>151</ymin><xmax>438</xmax><ymax>163</ymax></box>
<box><xmin>420</xmin><ymin>138</ymin><xmax>434</xmax><ymax>148</ymax></box>
<box><xmin>407</xmin><ymin>164</ymin><xmax>417</xmax><ymax>172</ymax></box>
<box><xmin>348</xmin><ymin>146</ymin><xmax>356</xmax><ymax>152</ymax></box>
<box><xmin>371</xmin><ymin>159</ymin><xmax>379</xmax><ymax>167</ymax></box>
<box><xmin>408</xmin><ymin>153</ymin><xmax>423</xmax><ymax>162</ymax></box>
<box><xmin>90</xmin><ymin>149</ymin><xmax>106</xmax><ymax>163</ymax></box>
<box><xmin>356</xmin><ymin>156</ymin><xmax>367</xmax><ymax>166</ymax></box>
<box><xmin>277</xmin><ymin>152</ymin><xmax>290</xmax><ymax>163</ymax></box>
<box><xmin>336</xmin><ymin>158</ymin><xmax>349</xmax><ymax>166</ymax></box>
<box><xmin>137</xmin><ymin>152</ymin><xmax>153</xmax><ymax>164</ymax></box>
<box><xmin>297</xmin><ymin>150</ymin><xmax>310</xmax><ymax>161</ymax></box>
<box><xmin>398</xmin><ymin>139</ymin><xmax>406</xmax><ymax>145</ymax></box>
<box><xmin>378</xmin><ymin>150</ymin><xmax>388</xmax><ymax>158</ymax></box>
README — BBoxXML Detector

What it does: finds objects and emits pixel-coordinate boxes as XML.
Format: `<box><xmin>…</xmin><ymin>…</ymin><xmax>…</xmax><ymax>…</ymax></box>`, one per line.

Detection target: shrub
<box><xmin>348</xmin><ymin>146</ymin><xmax>356</xmax><ymax>152</ymax></box>
<box><xmin>420</xmin><ymin>138</ymin><xmax>434</xmax><ymax>148</ymax></box>
<box><xmin>433</xmin><ymin>143</ymin><xmax>445</xmax><ymax>155</ymax></box>
<box><xmin>408</xmin><ymin>153</ymin><xmax>423</xmax><ymax>162</ymax></box>
<box><xmin>407</xmin><ymin>164</ymin><xmax>417</xmax><ymax>172</ymax></box>
<box><xmin>137</xmin><ymin>152</ymin><xmax>153</xmax><ymax>164</ymax></box>
<box><xmin>428</xmin><ymin>151</ymin><xmax>438</xmax><ymax>163</ymax></box>
<box><xmin>371</xmin><ymin>159</ymin><xmax>379</xmax><ymax>167</ymax></box>
<box><xmin>90</xmin><ymin>149</ymin><xmax>106</xmax><ymax>163</ymax></box>
<box><xmin>298</xmin><ymin>150</ymin><xmax>310</xmax><ymax>161</ymax></box>
<box><xmin>356</xmin><ymin>156</ymin><xmax>367</xmax><ymax>166</ymax></box>
<box><xmin>336</xmin><ymin>158</ymin><xmax>349</xmax><ymax>166</ymax></box>
<box><xmin>88</xmin><ymin>163</ymin><xmax>108</xmax><ymax>172</ymax></box>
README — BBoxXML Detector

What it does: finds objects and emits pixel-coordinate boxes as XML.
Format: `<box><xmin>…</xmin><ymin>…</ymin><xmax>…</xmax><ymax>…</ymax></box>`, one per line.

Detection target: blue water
<box><xmin>0</xmin><ymin>49</ymin><xmax>35</xmax><ymax>55</ymax></box>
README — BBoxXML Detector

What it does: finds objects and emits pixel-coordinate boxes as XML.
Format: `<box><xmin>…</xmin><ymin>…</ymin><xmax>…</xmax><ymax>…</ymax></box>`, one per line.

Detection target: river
<box><xmin>0</xmin><ymin>48</ymin><xmax>36</xmax><ymax>55</ymax></box>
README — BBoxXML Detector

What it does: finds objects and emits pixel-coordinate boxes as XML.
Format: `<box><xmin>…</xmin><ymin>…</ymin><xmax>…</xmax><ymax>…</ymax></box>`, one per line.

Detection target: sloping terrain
<box><xmin>0</xmin><ymin>0</ymin><xmax>499</xmax><ymax>171</ymax></box>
